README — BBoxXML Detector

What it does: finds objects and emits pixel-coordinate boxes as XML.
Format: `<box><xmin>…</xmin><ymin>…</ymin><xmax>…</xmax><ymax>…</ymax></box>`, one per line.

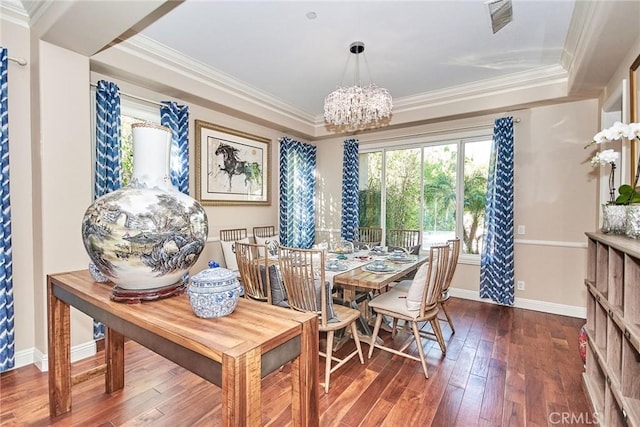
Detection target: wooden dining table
<box><xmin>331</xmin><ymin>252</ymin><xmax>429</xmax><ymax>337</ymax></box>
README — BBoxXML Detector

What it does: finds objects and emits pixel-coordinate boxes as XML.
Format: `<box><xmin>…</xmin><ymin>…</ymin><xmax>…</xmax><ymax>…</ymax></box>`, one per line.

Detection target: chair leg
<box><xmin>430</xmin><ymin>318</ymin><xmax>447</xmax><ymax>354</ymax></box>
<box><xmin>350</xmin><ymin>321</ymin><xmax>364</xmax><ymax>364</ymax></box>
<box><xmin>391</xmin><ymin>318</ymin><xmax>399</xmax><ymax>337</ymax></box>
<box><xmin>410</xmin><ymin>321</ymin><xmax>429</xmax><ymax>379</ymax></box>
<box><xmin>368</xmin><ymin>314</ymin><xmax>384</xmax><ymax>358</ymax></box>
<box><xmin>324</xmin><ymin>330</ymin><xmax>334</xmax><ymax>394</ymax></box>
<box><xmin>440</xmin><ymin>303</ymin><xmax>455</xmax><ymax>334</ymax></box>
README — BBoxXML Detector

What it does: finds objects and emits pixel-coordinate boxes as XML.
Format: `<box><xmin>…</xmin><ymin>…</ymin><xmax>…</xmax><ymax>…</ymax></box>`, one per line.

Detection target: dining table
<box><xmin>326</xmin><ymin>249</ymin><xmax>429</xmax><ymax>339</ymax></box>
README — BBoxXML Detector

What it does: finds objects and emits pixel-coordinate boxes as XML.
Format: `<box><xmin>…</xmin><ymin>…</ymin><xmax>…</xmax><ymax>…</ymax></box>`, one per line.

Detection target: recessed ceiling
<box><xmin>138</xmin><ymin>0</ymin><xmax>575</xmax><ymax>117</ymax></box>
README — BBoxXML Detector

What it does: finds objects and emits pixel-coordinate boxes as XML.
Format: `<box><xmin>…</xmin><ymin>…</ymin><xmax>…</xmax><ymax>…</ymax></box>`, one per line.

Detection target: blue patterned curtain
<box><xmin>480</xmin><ymin>117</ymin><xmax>514</xmax><ymax>305</ymax></box>
<box><xmin>279</xmin><ymin>137</ymin><xmax>316</xmax><ymax>248</ymax></box>
<box><xmin>93</xmin><ymin>80</ymin><xmax>121</xmax><ymax>338</ymax></box>
<box><xmin>160</xmin><ymin>101</ymin><xmax>189</xmax><ymax>194</ymax></box>
<box><xmin>341</xmin><ymin>138</ymin><xmax>359</xmax><ymax>241</ymax></box>
<box><xmin>0</xmin><ymin>47</ymin><xmax>14</xmax><ymax>372</ymax></box>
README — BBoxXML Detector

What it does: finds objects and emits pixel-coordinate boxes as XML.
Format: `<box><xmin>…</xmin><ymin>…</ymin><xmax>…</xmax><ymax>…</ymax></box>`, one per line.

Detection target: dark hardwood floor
<box><xmin>0</xmin><ymin>298</ymin><xmax>592</xmax><ymax>426</ymax></box>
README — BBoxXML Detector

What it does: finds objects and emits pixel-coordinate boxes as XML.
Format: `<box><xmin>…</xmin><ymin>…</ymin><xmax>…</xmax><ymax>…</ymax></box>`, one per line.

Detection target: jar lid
<box><xmin>190</xmin><ymin>263</ymin><xmax>237</xmax><ymax>288</ymax></box>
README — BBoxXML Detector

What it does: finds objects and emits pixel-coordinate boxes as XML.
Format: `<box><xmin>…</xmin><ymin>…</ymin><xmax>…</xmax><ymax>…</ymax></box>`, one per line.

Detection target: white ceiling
<box><xmin>137</xmin><ymin>0</ymin><xmax>576</xmax><ymax>117</ymax></box>
<box><xmin>5</xmin><ymin>0</ymin><xmax>639</xmax><ymax>138</ymax></box>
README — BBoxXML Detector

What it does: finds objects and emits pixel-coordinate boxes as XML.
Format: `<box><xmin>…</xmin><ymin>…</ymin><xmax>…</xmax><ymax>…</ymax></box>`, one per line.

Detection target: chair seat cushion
<box><xmin>369</xmin><ymin>288</ymin><xmax>438</xmax><ymax>320</ymax></box>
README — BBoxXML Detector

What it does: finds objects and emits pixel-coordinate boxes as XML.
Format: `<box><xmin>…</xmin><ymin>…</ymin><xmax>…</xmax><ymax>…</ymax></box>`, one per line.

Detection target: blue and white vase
<box><xmin>82</xmin><ymin>123</ymin><xmax>208</xmax><ymax>301</ymax></box>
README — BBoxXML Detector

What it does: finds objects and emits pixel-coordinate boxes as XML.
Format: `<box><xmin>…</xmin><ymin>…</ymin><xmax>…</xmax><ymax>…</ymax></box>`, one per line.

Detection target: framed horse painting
<box><xmin>195</xmin><ymin>120</ymin><xmax>271</xmax><ymax>206</ymax></box>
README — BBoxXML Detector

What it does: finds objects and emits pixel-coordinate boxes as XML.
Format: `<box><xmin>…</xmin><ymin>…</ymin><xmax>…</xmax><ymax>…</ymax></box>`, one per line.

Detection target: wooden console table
<box><xmin>47</xmin><ymin>270</ymin><xmax>319</xmax><ymax>426</ymax></box>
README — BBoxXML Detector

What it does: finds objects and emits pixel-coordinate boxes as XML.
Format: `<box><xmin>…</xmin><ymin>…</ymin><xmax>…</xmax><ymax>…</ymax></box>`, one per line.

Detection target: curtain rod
<box><xmin>8</xmin><ymin>56</ymin><xmax>27</xmax><ymax>66</ymax></box>
<box><xmin>89</xmin><ymin>82</ymin><xmax>164</xmax><ymax>107</ymax></box>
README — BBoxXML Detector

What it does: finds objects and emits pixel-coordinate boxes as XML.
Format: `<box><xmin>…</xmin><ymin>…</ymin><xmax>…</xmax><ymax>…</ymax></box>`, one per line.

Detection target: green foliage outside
<box><xmin>359</xmin><ymin>144</ymin><xmax>489</xmax><ymax>254</ymax></box>
<box><xmin>121</xmin><ymin>116</ymin><xmax>142</xmax><ymax>186</ymax></box>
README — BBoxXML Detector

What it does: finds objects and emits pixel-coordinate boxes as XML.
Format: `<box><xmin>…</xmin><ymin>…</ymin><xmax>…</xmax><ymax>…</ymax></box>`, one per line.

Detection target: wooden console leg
<box><xmin>47</xmin><ymin>277</ymin><xmax>71</xmax><ymax>417</ymax></box>
<box><xmin>105</xmin><ymin>327</ymin><xmax>125</xmax><ymax>393</ymax></box>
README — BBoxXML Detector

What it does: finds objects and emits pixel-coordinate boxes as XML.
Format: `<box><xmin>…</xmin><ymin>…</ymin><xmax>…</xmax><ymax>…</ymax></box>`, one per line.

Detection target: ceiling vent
<box><xmin>487</xmin><ymin>0</ymin><xmax>513</xmax><ymax>34</ymax></box>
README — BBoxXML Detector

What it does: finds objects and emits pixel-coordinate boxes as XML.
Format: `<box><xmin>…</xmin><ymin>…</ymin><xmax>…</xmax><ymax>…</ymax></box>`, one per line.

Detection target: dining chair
<box><xmin>367</xmin><ymin>244</ymin><xmax>449</xmax><ymax>379</ymax></box>
<box><xmin>438</xmin><ymin>238</ymin><xmax>461</xmax><ymax>333</ymax></box>
<box><xmin>235</xmin><ymin>241</ymin><xmax>272</xmax><ymax>304</ymax></box>
<box><xmin>277</xmin><ymin>246</ymin><xmax>364</xmax><ymax>393</ymax></box>
<box><xmin>354</xmin><ymin>226</ymin><xmax>382</xmax><ymax>249</ymax></box>
<box><xmin>386</xmin><ymin>229</ymin><xmax>421</xmax><ymax>255</ymax></box>
<box><xmin>393</xmin><ymin>238</ymin><xmax>461</xmax><ymax>333</ymax></box>
<box><xmin>253</xmin><ymin>225</ymin><xmax>277</xmax><ymax>238</ymax></box>
<box><xmin>220</xmin><ymin>228</ymin><xmax>248</xmax><ymax>242</ymax></box>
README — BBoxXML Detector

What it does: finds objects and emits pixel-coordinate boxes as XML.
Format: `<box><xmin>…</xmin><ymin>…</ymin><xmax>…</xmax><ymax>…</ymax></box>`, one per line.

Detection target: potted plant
<box><xmin>587</xmin><ymin>122</ymin><xmax>640</xmax><ymax>235</ymax></box>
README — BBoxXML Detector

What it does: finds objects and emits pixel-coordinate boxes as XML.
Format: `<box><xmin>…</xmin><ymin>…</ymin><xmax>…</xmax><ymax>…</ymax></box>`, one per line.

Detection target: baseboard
<box><xmin>449</xmin><ymin>287</ymin><xmax>587</xmax><ymax>319</ymax></box>
<box><xmin>10</xmin><ymin>340</ymin><xmax>97</xmax><ymax>372</ymax></box>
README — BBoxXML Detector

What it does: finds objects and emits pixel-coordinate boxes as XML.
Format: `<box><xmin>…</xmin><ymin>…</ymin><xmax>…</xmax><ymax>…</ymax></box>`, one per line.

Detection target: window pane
<box><xmin>423</xmin><ymin>144</ymin><xmax>457</xmax><ymax>247</ymax></box>
<box><xmin>385</xmin><ymin>148</ymin><xmax>421</xmax><ymax>231</ymax></box>
<box><xmin>120</xmin><ymin>115</ymin><xmax>143</xmax><ymax>186</ymax></box>
<box><xmin>358</xmin><ymin>151</ymin><xmax>382</xmax><ymax>227</ymax></box>
<box><xmin>463</xmin><ymin>139</ymin><xmax>491</xmax><ymax>254</ymax></box>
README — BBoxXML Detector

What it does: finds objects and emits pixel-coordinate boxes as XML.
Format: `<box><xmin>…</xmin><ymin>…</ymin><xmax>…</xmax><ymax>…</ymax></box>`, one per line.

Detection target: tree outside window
<box><xmin>358</xmin><ymin>136</ymin><xmax>491</xmax><ymax>255</ymax></box>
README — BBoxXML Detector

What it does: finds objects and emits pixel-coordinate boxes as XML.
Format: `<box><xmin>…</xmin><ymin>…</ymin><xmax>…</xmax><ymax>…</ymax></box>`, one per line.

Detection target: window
<box><xmin>359</xmin><ymin>134</ymin><xmax>492</xmax><ymax>258</ymax></box>
<box><xmin>90</xmin><ymin>88</ymin><xmax>161</xmax><ymax>189</ymax></box>
<box><xmin>120</xmin><ymin>100</ymin><xmax>160</xmax><ymax>185</ymax></box>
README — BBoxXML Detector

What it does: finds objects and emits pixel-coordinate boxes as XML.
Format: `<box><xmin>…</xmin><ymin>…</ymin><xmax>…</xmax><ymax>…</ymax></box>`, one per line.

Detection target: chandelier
<box><xmin>324</xmin><ymin>41</ymin><xmax>393</xmax><ymax>129</ymax></box>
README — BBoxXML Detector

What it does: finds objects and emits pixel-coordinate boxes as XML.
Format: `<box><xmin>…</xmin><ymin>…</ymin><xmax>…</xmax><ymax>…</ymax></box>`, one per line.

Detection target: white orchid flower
<box><xmin>591</xmin><ymin>149</ymin><xmax>619</xmax><ymax>167</ymax></box>
<box><xmin>591</xmin><ymin>122</ymin><xmax>640</xmax><ymax>143</ymax></box>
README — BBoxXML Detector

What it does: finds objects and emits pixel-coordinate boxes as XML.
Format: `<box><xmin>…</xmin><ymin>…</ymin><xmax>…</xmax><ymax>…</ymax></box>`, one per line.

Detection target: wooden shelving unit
<box><xmin>584</xmin><ymin>232</ymin><xmax>640</xmax><ymax>426</ymax></box>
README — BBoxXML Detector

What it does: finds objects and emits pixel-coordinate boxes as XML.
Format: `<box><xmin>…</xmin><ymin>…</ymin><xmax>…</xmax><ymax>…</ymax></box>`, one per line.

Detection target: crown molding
<box><xmin>0</xmin><ymin>0</ymin><xmax>30</xmax><ymax>27</ymax></box>
<box><xmin>117</xmin><ymin>34</ymin><xmax>316</xmax><ymax>125</ymax></box>
<box><xmin>391</xmin><ymin>65</ymin><xmax>567</xmax><ymax>113</ymax></box>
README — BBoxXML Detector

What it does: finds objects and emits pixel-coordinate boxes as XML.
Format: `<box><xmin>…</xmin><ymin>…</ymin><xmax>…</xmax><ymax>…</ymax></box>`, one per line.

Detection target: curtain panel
<box><xmin>93</xmin><ymin>80</ymin><xmax>121</xmax><ymax>339</ymax></box>
<box><xmin>0</xmin><ymin>47</ymin><xmax>14</xmax><ymax>372</ymax></box>
<box><xmin>160</xmin><ymin>101</ymin><xmax>189</xmax><ymax>194</ymax></box>
<box><xmin>279</xmin><ymin>137</ymin><xmax>316</xmax><ymax>248</ymax></box>
<box><xmin>341</xmin><ymin>139</ymin><xmax>359</xmax><ymax>241</ymax></box>
<box><xmin>479</xmin><ymin>117</ymin><xmax>515</xmax><ymax>305</ymax></box>
<box><xmin>95</xmin><ymin>81</ymin><xmax>121</xmax><ymax>198</ymax></box>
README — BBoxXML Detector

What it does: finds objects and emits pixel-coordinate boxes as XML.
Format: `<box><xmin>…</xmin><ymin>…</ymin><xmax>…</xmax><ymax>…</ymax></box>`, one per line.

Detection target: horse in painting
<box><xmin>214</xmin><ymin>143</ymin><xmax>262</xmax><ymax>192</ymax></box>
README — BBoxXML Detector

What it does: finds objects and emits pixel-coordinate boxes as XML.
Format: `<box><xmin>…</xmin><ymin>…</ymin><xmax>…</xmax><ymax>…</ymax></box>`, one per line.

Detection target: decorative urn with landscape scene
<box><xmin>82</xmin><ymin>123</ymin><xmax>208</xmax><ymax>302</ymax></box>
<box><xmin>587</xmin><ymin>122</ymin><xmax>640</xmax><ymax>236</ymax></box>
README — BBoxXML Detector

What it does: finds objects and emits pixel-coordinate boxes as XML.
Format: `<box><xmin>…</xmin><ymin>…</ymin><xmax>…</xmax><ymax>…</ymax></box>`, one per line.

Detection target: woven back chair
<box><xmin>235</xmin><ymin>241</ymin><xmax>271</xmax><ymax>303</ymax></box>
<box><xmin>367</xmin><ymin>244</ymin><xmax>450</xmax><ymax>378</ymax></box>
<box><xmin>278</xmin><ymin>246</ymin><xmax>364</xmax><ymax>393</ymax></box>
<box><xmin>220</xmin><ymin>228</ymin><xmax>248</xmax><ymax>242</ymax></box>
<box><xmin>438</xmin><ymin>238</ymin><xmax>461</xmax><ymax>333</ymax></box>
<box><xmin>253</xmin><ymin>225</ymin><xmax>276</xmax><ymax>238</ymax></box>
<box><xmin>386</xmin><ymin>229</ymin><xmax>421</xmax><ymax>254</ymax></box>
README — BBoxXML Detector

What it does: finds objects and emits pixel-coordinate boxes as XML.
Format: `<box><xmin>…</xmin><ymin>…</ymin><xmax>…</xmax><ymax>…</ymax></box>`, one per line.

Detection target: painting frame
<box><xmin>194</xmin><ymin>120</ymin><xmax>271</xmax><ymax>206</ymax></box>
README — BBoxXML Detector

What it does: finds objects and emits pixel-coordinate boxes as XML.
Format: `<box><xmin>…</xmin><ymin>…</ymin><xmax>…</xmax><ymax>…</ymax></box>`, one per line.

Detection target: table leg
<box><xmin>105</xmin><ymin>327</ymin><xmax>125</xmax><ymax>393</ymax></box>
<box><xmin>222</xmin><ymin>348</ymin><xmax>261</xmax><ymax>426</ymax></box>
<box><xmin>291</xmin><ymin>317</ymin><xmax>319</xmax><ymax>427</ymax></box>
<box><xmin>47</xmin><ymin>280</ymin><xmax>71</xmax><ymax>417</ymax></box>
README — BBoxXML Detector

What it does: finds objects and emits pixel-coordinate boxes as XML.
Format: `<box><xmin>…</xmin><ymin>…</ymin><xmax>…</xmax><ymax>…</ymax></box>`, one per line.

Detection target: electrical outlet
<box><xmin>517</xmin><ymin>225</ymin><xmax>525</xmax><ymax>235</ymax></box>
<box><xmin>517</xmin><ymin>280</ymin><xmax>525</xmax><ymax>291</ymax></box>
